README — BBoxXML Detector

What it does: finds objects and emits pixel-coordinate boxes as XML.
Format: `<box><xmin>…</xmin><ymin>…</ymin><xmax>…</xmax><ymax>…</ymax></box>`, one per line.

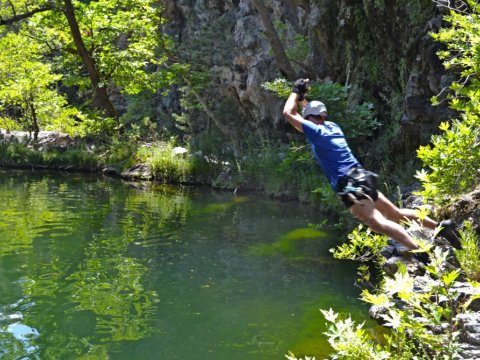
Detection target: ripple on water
<box><xmin>0</xmin><ymin>304</ymin><xmax>40</xmax><ymax>358</ymax></box>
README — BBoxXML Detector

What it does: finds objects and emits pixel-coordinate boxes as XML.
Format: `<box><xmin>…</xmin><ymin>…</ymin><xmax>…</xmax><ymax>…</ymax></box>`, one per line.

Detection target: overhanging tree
<box><xmin>0</xmin><ymin>0</ymin><xmax>165</xmax><ymax>125</ymax></box>
<box><xmin>0</xmin><ymin>32</ymin><xmax>78</xmax><ymax>140</ymax></box>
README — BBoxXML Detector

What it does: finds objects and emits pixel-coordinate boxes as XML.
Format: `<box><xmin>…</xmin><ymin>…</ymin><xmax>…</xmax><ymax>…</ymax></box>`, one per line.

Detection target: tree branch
<box><xmin>7</xmin><ymin>0</ymin><xmax>17</xmax><ymax>18</ymax></box>
<box><xmin>251</xmin><ymin>0</ymin><xmax>297</xmax><ymax>80</ymax></box>
<box><xmin>0</xmin><ymin>5</ymin><xmax>54</xmax><ymax>26</ymax></box>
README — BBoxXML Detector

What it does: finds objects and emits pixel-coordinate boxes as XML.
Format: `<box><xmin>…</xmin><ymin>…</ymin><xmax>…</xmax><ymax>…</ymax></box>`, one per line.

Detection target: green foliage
<box><xmin>289</xmin><ymin>220</ymin><xmax>480</xmax><ymax>360</ymax></box>
<box><xmin>268</xmin><ymin>142</ymin><xmax>317</xmax><ymax>191</ymax></box>
<box><xmin>135</xmin><ymin>140</ymin><xmax>198</xmax><ymax>183</ymax></box>
<box><xmin>416</xmin><ymin>2</ymin><xmax>480</xmax><ymax>203</ymax></box>
<box><xmin>430</xmin><ymin>1</ymin><xmax>480</xmax><ymax>101</ymax></box>
<box><xmin>0</xmin><ymin>142</ymin><xmax>99</xmax><ymax>170</ymax></box>
<box><xmin>262</xmin><ymin>79</ymin><xmax>381</xmax><ymax>144</ymax></box>
<box><xmin>28</xmin><ymin>0</ymin><xmax>165</xmax><ymax>94</ymax></box>
<box><xmin>455</xmin><ymin>221</ymin><xmax>480</xmax><ymax>281</ymax></box>
<box><xmin>146</xmin><ymin>146</ymin><xmax>193</xmax><ymax>183</ymax></box>
<box><xmin>0</xmin><ymin>0</ymin><xmax>177</xmax><ymax>134</ymax></box>
<box><xmin>0</xmin><ymin>32</ymin><xmax>83</xmax><ymax>136</ymax></box>
<box><xmin>120</xmin><ymin>93</ymin><xmax>158</xmax><ymax>138</ymax></box>
<box><xmin>416</xmin><ymin>116</ymin><xmax>480</xmax><ymax>202</ymax></box>
<box><xmin>291</xmin><ymin>247</ymin><xmax>463</xmax><ymax>360</ymax></box>
<box><xmin>330</xmin><ymin>224</ymin><xmax>388</xmax><ymax>262</ymax></box>
<box><xmin>321</xmin><ymin>308</ymin><xmax>390</xmax><ymax>359</ymax></box>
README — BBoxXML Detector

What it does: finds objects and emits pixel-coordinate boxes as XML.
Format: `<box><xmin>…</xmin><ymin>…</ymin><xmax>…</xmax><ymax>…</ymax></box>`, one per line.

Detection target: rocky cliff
<box><xmin>161</xmin><ymin>0</ymin><xmax>455</xmax><ymax>158</ymax></box>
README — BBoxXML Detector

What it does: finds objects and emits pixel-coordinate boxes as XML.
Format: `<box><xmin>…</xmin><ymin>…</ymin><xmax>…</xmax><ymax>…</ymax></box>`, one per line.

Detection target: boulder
<box><xmin>457</xmin><ymin>312</ymin><xmax>480</xmax><ymax>350</ymax></box>
<box><xmin>121</xmin><ymin>164</ymin><xmax>154</xmax><ymax>181</ymax></box>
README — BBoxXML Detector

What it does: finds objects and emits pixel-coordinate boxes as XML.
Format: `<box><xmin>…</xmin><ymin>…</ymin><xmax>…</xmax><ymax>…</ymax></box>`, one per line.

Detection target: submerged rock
<box><xmin>102</xmin><ymin>166</ymin><xmax>120</xmax><ymax>176</ymax></box>
<box><xmin>121</xmin><ymin>164</ymin><xmax>154</xmax><ymax>180</ymax></box>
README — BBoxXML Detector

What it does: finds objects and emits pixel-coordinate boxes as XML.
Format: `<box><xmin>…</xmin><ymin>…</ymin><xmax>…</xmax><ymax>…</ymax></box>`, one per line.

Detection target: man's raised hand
<box><xmin>292</xmin><ymin>78</ymin><xmax>309</xmax><ymax>101</ymax></box>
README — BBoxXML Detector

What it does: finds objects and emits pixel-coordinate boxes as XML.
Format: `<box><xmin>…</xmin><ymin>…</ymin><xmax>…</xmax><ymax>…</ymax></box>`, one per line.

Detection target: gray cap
<box><xmin>302</xmin><ymin>101</ymin><xmax>327</xmax><ymax>118</ymax></box>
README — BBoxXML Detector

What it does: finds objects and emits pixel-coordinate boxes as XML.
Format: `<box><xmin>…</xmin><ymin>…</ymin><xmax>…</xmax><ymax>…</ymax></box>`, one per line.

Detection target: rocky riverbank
<box><xmin>372</xmin><ymin>192</ymin><xmax>480</xmax><ymax>359</ymax></box>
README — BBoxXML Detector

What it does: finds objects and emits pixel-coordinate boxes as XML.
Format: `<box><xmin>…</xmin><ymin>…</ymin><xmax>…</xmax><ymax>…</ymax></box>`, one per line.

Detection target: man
<box><xmin>282</xmin><ymin>78</ymin><xmax>461</xmax><ymax>256</ymax></box>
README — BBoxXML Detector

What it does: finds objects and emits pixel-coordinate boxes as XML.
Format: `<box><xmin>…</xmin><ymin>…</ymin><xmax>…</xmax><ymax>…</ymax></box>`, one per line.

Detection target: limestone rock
<box><xmin>382</xmin><ymin>255</ymin><xmax>422</xmax><ymax>277</ymax></box>
<box><xmin>450</xmin><ymin>282</ymin><xmax>480</xmax><ymax>312</ymax></box>
<box><xmin>121</xmin><ymin>164</ymin><xmax>154</xmax><ymax>181</ymax></box>
<box><xmin>172</xmin><ymin>146</ymin><xmax>188</xmax><ymax>156</ymax></box>
<box><xmin>457</xmin><ymin>312</ymin><xmax>480</xmax><ymax>350</ymax></box>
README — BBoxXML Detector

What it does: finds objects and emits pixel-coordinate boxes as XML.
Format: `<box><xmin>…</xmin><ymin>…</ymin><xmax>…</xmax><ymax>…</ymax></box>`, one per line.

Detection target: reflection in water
<box><xmin>0</xmin><ymin>171</ymin><xmax>370</xmax><ymax>359</ymax></box>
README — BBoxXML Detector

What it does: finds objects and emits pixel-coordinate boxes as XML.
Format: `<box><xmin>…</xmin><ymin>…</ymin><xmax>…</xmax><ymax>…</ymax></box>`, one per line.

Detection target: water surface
<box><xmin>0</xmin><ymin>171</ymin><xmax>371</xmax><ymax>359</ymax></box>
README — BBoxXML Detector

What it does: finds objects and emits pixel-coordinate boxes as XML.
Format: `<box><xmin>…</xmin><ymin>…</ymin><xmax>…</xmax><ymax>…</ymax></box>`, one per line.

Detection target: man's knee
<box><xmin>349</xmin><ymin>203</ymin><xmax>373</xmax><ymax>224</ymax></box>
<box><xmin>375</xmin><ymin>192</ymin><xmax>402</xmax><ymax>220</ymax></box>
<box><xmin>350</xmin><ymin>209</ymin><xmax>375</xmax><ymax>227</ymax></box>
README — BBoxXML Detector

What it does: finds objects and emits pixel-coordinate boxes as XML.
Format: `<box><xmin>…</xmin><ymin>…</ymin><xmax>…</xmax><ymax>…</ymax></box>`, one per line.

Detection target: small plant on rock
<box><xmin>454</xmin><ymin>221</ymin><xmax>480</xmax><ymax>282</ymax></box>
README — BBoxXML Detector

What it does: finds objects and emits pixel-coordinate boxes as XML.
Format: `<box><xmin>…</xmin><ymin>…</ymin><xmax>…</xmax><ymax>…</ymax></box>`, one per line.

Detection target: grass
<box><xmin>0</xmin><ymin>142</ymin><xmax>100</xmax><ymax>170</ymax></box>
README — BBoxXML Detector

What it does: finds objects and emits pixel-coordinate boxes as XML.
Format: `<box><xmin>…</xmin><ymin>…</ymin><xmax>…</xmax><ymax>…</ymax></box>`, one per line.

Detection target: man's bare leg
<box><xmin>374</xmin><ymin>192</ymin><xmax>437</xmax><ymax>229</ymax></box>
<box><xmin>349</xmin><ymin>198</ymin><xmax>420</xmax><ymax>250</ymax></box>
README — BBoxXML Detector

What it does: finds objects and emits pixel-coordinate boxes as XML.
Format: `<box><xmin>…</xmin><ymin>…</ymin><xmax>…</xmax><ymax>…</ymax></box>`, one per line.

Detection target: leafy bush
<box><xmin>264</xmin><ymin>141</ymin><xmax>320</xmax><ymax>197</ymax></box>
<box><xmin>455</xmin><ymin>221</ymin><xmax>480</xmax><ymax>281</ymax></box>
<box><xmin>416</xmin><ymin>1</ymin><xmax>480</xmax><ymax>203</ymax></box>
<box><xmin>416</xmin><ymin>115</ymin><xmax>480</xmax><ymax>203</ymax></box>
<box><xmin>0</xmin><ymin>33</ymin><xmax>84</xmax><ymax>137</ymax></box>
<box><xmin>330</xmin><ymin>224</ymin><xmax>388</xmax><ymax>262</ymax></box>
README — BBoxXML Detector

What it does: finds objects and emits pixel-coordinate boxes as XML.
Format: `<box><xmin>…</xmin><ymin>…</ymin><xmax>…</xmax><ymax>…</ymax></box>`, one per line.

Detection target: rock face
<box><xmin>161</xmin><ymin>0</ymin><xmax>452</xmax><ymax>154</ymax></box>
<box><xmin>377</xmin><ymin>220</ymin><xmax>480</xmax><ymax>357</ymax></box>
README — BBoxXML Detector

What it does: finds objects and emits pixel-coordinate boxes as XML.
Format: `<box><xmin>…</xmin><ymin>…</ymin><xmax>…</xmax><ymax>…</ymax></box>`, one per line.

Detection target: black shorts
<box><xmin>335</xmin><ymin>167</ymin><xmax>379</xmax><ymax>208</ymax></box>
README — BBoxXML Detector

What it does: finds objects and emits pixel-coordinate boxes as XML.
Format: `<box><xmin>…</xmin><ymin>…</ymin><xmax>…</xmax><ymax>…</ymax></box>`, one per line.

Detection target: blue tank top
<box><xmin>302</xmin><ymin>120</ymin><xmax>360</xmax><ymax>189</ymax></box>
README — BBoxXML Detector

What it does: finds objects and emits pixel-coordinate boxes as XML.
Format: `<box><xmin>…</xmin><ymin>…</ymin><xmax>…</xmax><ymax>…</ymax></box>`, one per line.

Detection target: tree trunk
<box><xmin>29</xmin><ymin>102</ymin><xmax>39</xmax><ymax>141</ymax></box>
<box><xmin>63</xmin><ymin>0</ymin><xmax>118</xmax><ymax>120</ymax></box>
<box><xmin>190</xmin><ymin>88</ymin><xmax>241</xmax><ymax>157</ymax></box>
<box><xmin>251</xmin><ymin>0</ymin><xmax>297</xmax><ymax>80</ymax></box>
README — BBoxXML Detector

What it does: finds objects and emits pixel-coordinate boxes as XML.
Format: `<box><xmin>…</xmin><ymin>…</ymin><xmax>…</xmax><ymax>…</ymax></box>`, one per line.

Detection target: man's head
<box><xmin>302</xmin><ymin>101</ymin><xmax>327</xmax><ymax>123</ymax></box>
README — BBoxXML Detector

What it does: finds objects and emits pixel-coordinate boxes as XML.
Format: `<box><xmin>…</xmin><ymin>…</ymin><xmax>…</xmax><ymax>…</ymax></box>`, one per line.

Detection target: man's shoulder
<box><xmin>325</xmin><ymin>120</ymin><xmax>340</xmax><ymax>127</ymax></box>
<box><xmin>325</xmin><ymin>121</ymin><xmax>344</xmax><ymax>132</ymax></box>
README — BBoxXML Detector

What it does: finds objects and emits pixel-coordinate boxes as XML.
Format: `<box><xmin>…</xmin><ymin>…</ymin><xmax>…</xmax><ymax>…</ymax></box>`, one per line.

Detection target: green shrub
<box><xmin>416</xmin><ymin>115</ymin><xmax>480</xmax><ymax>203</ymax></box>
<box><xmin>330</xmin><ymin>224</ymin><xmax>388</xmax><ymax>262</ymax></box>
<box><xmin>416</xmin><ymin>1</ymin><xmax>480</xmax><ymax>204</ymax></box>
<box><xmin>266</xmin><ymin>141</ymin><xmax>320</xmax><ymax>197</ymax></box>
<box><xmin>106</xmin><ymin>138</ymin><xmax>138</xmax><ymax>170</ymax></box>
<box><xmin>134</xmin><ymin>142</ymin><xmax>191</xmax><ymax>183</ymax></box>
<box><xmin>455</xmin><ymin>221</ymin><xmax>480</xmax><ymax>281</ymax></box>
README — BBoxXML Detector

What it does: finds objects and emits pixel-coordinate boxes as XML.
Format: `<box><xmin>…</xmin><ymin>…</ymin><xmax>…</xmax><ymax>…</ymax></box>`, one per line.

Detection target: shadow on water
<box><xmin>0</xmin><ymin>170</ymin><xmax>373</xmax><ymax>359</ymax></box>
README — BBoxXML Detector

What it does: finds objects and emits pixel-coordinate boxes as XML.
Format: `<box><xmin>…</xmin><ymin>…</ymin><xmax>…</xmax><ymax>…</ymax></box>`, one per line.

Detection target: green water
<box><xmin>0</xmin><ymin>171</ymin><xmax>371</xmax><ymax>359</ymax></box>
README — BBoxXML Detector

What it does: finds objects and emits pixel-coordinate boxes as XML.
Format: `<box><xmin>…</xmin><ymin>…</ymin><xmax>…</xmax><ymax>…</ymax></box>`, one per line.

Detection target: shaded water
<box><xmin>0</xmin><ymin>171</ymin><xmax>371</xmax><ymax>359</ymax></box>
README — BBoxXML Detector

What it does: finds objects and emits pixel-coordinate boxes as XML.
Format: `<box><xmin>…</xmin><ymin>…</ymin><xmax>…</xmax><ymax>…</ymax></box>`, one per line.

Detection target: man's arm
<box><xmin>283</xmin><ymin>93</ymin><xmax>307</xmax><ymax>133</ymax></box>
